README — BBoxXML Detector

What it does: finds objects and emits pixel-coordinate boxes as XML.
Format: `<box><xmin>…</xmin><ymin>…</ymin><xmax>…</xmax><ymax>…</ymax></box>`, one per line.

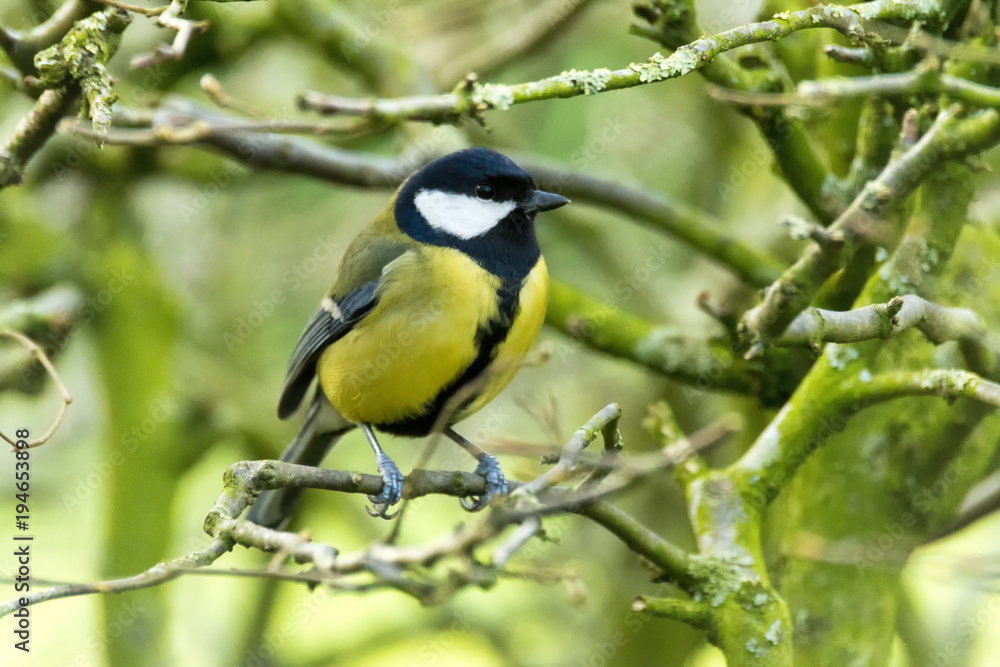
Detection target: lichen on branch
<box><xmin>33</xmin><ymin>8</ymin><xmax>132</xmax><ymax>133</ymax></box>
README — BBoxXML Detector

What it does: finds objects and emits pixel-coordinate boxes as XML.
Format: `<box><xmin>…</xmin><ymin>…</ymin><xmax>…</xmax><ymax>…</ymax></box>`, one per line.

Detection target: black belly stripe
<box><xmin>377</xmin><ymin>278</ymin><xmax>523</xmax><ymax>437</ymax></box>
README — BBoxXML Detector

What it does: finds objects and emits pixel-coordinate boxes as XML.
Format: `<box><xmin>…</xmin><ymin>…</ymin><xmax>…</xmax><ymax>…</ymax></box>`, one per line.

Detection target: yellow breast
<box><xmin>317</xmin><ymin>247</ymin><xmax>548</xmax><ymax>430</ymax></box>
<box><xmin>457</xmin><ymin>258</ymin><xmax>549</xmax><ymax>420</ymax></box>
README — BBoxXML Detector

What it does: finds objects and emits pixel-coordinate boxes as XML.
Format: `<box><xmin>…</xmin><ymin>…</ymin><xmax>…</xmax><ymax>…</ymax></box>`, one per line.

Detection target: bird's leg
<box><xmin>361</xmin><ymin>423</ymin><xmax>403</xmax><ymax>519</ymax></box>
<box><xmin>445</xmin><ymin>428</ymin><xmax>508</xmax><ymax>512</ymax></box>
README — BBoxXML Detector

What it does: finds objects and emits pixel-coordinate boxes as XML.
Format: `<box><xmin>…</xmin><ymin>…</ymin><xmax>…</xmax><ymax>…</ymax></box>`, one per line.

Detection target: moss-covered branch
<box><xmin>635</xmin><ymin>0</ymin><xmax>836</xmax><ymax>221</ymax></box>
<box><xmin>0</xmin><ymin>0</ymin><xmax>99</xmax><ymax>74</ymax></box>
<box><xmin>293</xmin><ymin>0</ymin><xmax>949</xmax><ymax>127</ymax></box>
<box><xmin>32</xmin><ymin>8</ymin><xmax>131</xmax><ymax>132</ymax></box>
<box><xmin>0</xmin><ymin>7</ymin><xmax>132</xmax><ymax>187</ymax></box>
<box><xmin>0</xmin><ymin>87</ymin><xmax>77</xmax><ymax>188</ymax></box>
<box><xmin>0</xmin><ymin>405</ymin><xmax>699</xmax><ymax>611</ymax></box>
<box><xmin>739</xmin><ymin>107</ymin><xmax>1000</xmax><ymax>354</ymax></box>
<box><xmin>733</xmin><ymin>368</ymin><xmax>1000</xmax><ymax>502</ymax></box>
<box><xmin>546</xmin><ymin>280</ymin><xmax>798</xmax><ymax>405</ymax></box>
<box><xmin>572</xmin><ymin>500</ymin><xmax>697</xmax><ymax>589</ymax></box>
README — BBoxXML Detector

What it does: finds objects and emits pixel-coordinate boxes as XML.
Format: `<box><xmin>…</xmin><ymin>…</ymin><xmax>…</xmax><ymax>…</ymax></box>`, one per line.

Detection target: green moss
<box><xmin>688</xmin><ymin>553</ymin><xmax>753</xmax><ymax>607</ymax></box>
<box><xmin>33</xmin><ymin>8</ymin><xmax>132</xmax><ymax>132</ymax></box>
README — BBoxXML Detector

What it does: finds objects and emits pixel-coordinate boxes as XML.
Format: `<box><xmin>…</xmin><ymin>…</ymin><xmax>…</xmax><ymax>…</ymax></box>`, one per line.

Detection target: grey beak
<box><xmin>526</xmin><ymin>190</ymin><xmax>570</xmax><ymax>214</ymax></box>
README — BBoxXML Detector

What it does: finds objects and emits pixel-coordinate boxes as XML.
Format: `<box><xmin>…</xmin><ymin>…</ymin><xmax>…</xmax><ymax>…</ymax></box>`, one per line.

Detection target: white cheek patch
<box><xmin>414</xmin><ymin>188</ymin><xmax>516</xmax><ymax>240</ymax></box>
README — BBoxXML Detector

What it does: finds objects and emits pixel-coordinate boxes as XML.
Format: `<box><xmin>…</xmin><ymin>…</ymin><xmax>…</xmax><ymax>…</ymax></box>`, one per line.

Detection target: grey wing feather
<box><xmin>277</xmin><ymin>280</ymin><xmax>380</xmax><ymax>419</ymax></box>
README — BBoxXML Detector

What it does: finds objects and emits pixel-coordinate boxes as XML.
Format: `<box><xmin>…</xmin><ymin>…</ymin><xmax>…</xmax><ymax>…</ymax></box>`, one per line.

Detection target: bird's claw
<box><xmin>461</xmin><ymin>454</ymin><xmax>508</xmax><ymax>512</ymax></box>
<box><xmin>366</xmin><ymin>452</ymin><xmax>403</xmax><ymax>520</ymax></box>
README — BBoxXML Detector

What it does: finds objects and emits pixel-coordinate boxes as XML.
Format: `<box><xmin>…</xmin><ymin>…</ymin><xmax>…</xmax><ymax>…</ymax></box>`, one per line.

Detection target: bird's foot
<box><xmin>460</xmin><ymin>453</ymin><xmax>508</xmax><ymax>512</ymax></box>
<box><xmin>366</xmin><ymin>452</ymin><xmax>404</xmax><ymax>519</ymax></box>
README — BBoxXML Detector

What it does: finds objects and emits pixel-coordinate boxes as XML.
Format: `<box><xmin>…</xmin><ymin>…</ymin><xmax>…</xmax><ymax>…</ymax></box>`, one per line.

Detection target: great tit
<box><xmin>247</xmin><ymin>147</ymin><xmax>569</xmax><ymax>527</ymax></box>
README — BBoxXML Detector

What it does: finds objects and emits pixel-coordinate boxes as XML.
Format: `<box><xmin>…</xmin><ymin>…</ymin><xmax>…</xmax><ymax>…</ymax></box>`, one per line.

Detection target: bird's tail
<box><xmin>246</xmin><ymin>392</ymin><xmax>354</xmax><ymax>529</ymax></box>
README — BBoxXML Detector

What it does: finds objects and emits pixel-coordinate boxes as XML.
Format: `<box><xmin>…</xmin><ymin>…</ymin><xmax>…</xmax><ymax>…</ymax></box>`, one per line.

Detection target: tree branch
<box><xmin>523</xmin><ymin>161</ymin><xmax>786</xmax><ymax>287</ymax></box>
<box><xmin>546</xmin><ymin>280</ymin><xmax>798</xmax><ymax>405</ymax></box>
<box><xmin>0</xmin><ymin>539</ymin><xmax>232</xmax><ymax>617</ymax></box>
<box><xmin>0</xmin><ymin>0</ymin><xmax>99</xmax><ymax>74</ymax></box>
<box><xmin>516</xmin><ymin>403</ymin><xmax>621</xmax><ymax>496</ymax></box>
<box><xmin>633</xmin><ymin>595</ymin><xmax>711</xmax><ymax>628</ymax></box>
<box><xmin>635</xmin><ymin>0</ymin><xmax>839</xmax><ymax>223</ymax></box>
<box><xmin>571</xmin><ymin>500</ymin><xmax>696</xmax><ymax>590</ymax></box>
<box><xmin>0</xmin><ymin>87</ymin><xmax>77</xmax><ymax>188</ymax></box>
<box><xmin>294</xmin><ymin>0</ymin><xmax>948</xmax><ymax>126</ymax></box>
<box><xmin>710</xmin><ymin>62</ymin><xmax>1000</xmax><ymax>109</ymax></box>
<box><xmin>0</xmin><ymin>331</ymin><xmax>72</xmax><ymax>449</ymax></box>
<box><xmin>129</xmin><ymin>0</ymin><xmax>206</xmax><ymax>69</ymax></box>
<box><xmin>777</xmin><ymin>294</ymin><xmax>989</xmax><ymax>347</ymax></box>
<box><xmin>1</xmin><ymin>6</ymin><xmax>133</xmax><ymax>187</ymax></box>
<box><xmin>0</xmin><ymin>406</ymin><xmax>703</xmax><ymax>612</ymax></box>
<box><xmin>734</xmin><ymin>368</ymin><xmax>1000</xmax><ymax>503</ymax></box>
<box><xmin>71</xmin><ymin>101</ymin><xmax>786</xmax><ymax>290</ymax></box>
<box><xmin>738</xmin><ymin>106</ymin><xmax>1000</xmax><ymax>355</ymax></box>
<box><xmin>32</xmin><ymin>8</ymin><xmax>132</xmax><ymax>132</ymax></box>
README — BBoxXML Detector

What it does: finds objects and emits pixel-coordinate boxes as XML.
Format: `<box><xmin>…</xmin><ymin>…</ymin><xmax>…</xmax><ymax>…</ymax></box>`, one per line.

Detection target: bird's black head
<box><xmin>395</xmin><ymin>147</ymin><xmax>569</xmax><ymax>280</ymax></box>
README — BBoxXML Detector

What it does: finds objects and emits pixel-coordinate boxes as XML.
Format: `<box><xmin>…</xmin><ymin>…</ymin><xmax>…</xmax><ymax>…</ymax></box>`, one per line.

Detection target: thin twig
<box><xmin>708</xmin><ymin>65</ymin><xmax>1000</xmax><ymax>109</ymax></box>
<box><xmin>0</xmin><ymin>331</ymin><xmax>72</xmax><ymax>449</ymax></box>
<box><xmin>516</xmin><ymin>404</ymin><xmax>621</xmax><ymax>496</ymax></box>
<box><xmin>91</xmin><ymin>0</ymin><xmax>167</xmax><ymax>17</ymax></box>
<box><xmin>130</xmin><ymin>0</ymin><xmax>207</xmax><ymax>69</ymax></box>
<box><xmin>0</xmin><ymin>539</ymin><xmax>232</xmax><ymax>616</ymax></box>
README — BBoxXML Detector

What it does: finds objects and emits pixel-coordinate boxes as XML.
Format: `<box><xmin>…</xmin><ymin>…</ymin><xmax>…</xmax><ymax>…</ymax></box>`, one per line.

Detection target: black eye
<box><xmin>475</xmin><ymin>183</ymin><xmax>496</xmax><ymax>200</ymax></box>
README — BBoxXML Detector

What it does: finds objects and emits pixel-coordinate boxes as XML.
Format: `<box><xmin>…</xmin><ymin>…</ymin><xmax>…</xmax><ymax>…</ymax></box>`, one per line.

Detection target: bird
<box><xmin>247</xmin><ymin>147</ymin><xmax>569</xmax><ymax>528</ymax></box>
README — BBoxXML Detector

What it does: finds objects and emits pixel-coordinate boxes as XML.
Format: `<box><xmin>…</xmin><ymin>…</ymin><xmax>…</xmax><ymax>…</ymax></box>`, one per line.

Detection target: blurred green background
<box><xmin>2</xmin><ymin>0</ymin><xmax>1000</xmax><ymax>665</ymax></box>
